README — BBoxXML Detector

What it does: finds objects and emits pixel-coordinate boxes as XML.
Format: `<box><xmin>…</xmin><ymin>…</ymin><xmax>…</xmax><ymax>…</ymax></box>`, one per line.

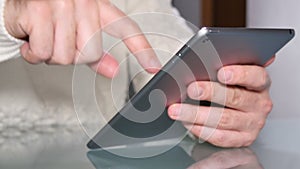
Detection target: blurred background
<box><xmin>0</xmin><ymin>1</ymin><xmax>299</xmax><ymax>168</ymax></box>
<box><xmin>173</xmin><ymin>0</ymin><xmax>246</xmax><ymax>28</ymax></box>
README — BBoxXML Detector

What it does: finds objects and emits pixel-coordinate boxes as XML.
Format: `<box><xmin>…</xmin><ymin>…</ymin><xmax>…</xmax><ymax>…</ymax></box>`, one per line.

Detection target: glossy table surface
<box><xmin>1</xmin><ymin>118</ymin><xmax>299</xmax><ymax>169</ymax></box>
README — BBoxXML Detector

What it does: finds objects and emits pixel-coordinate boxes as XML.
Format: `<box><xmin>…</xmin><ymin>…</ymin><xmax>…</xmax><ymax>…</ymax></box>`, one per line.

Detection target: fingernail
<box><xmin>191</xmin><ymin>85</ymin><xmax>203</xmax><ymax>98</ymax></box>
<box><xmin>221</xmin><ymin>70</ymin><xmax>233</xmax><ymax>83</ymax></box>
<box><xmin>169</xmin><ymin>106</ymin><xmax>180</xmax><ymax>118</ymax></box>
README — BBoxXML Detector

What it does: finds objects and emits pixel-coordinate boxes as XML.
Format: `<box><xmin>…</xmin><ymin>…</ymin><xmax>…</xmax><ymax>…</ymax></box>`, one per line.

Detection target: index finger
<box><xmin>98</xmin><ymin>1</ymin><xmax>161</xmax><ymax>73</ymax></box>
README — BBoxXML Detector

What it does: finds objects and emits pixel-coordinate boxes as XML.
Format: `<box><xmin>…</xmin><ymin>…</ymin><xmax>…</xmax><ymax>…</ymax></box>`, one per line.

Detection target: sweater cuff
<box><xmin>0</xmin><ymin>0</ymin><xmax>24</xmax><ymax>62</ymax></box>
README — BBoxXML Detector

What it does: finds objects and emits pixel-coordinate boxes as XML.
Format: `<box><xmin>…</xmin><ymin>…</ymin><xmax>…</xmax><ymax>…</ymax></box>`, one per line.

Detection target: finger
<box><xmin>168</xmin><ymin>104</ymin><xmax>265</xmax><ymax>131</ymax></box>
<box><xmin>183</xmin><ymin>124</ymin><xmax>255</xmax><ymax>147</ymax></box>
<box><xmin>74</xmin><ymin>0</ymin><xmax>102</xmax><ymax>64</ymax></box>
<box><xmin>187</xmin><ymin>81</ymin><xmax>273</xmax><ymax>112</ymax></box>
<box><xmin>264</xmin><ymin>55</ymin><xmax>275</xmax><ymax>67</ymax></box>
<box><xmin>20</xmin><ymin>43</ymin><xmax>40</xmax><ymax>64</ymax></box>
<box><xmin>88</xmin><ymin>52</ymin><xmax>119</xmax><ymax>78</ymax></box>
<box><xmin>98</xmin><ymin>1</ymin><xmax>161</xmax><ymax>73</ymax></box>
<box><xmin>217</xmin><ymin>65</ymin><xmax>271</xmax><ymax>91</ymax></box>
<box><xmin>48</xmin><ymin>1</ymin><xmax>76</xmax><ymax>65</ymax></box>
<box><xmin>21</xmin><ymin>17</ymin><xmax>54</xmax><ymax>64</ymax></box>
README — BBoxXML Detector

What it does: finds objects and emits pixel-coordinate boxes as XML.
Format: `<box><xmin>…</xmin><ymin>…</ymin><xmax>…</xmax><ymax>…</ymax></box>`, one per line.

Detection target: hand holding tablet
<box><xmin>88</xmin><ymin>27</ymin><xmax>295</xmax><ymax>150</ymax></box>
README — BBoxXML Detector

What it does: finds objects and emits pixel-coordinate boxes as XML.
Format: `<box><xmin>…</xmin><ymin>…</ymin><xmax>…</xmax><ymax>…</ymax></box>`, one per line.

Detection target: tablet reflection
<box><xmin>189</xmin><ymin>145</ymin><xmax>263</xmax><ymax>169</ymax></box>
<box><xmin>87</xmin><ymin>142</ymin><xmax>263</xmax><ymax>169</ymax></box>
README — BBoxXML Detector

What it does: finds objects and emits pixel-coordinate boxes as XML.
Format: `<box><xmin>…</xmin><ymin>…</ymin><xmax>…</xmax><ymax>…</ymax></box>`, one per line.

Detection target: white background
<box><xmin>248</xmin><ymin>0</ymin><xmax>300</xmax><ymax>154</ymax></box>
<box><xmin>248</xmin><ymin>0</ymin><xmax>300</xmax><ymax>120</ymax></box>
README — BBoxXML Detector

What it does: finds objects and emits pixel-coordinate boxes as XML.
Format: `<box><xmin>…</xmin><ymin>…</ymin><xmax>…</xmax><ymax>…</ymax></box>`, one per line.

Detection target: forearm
<box><xmin>0</xmin><ymin>0</ymin><xmax>24</xmax><ymax>62</ymax></box>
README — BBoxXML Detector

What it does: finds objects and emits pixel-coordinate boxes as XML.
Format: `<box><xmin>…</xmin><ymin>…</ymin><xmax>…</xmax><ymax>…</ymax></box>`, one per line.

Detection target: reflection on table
<box><xmin>87</xmin><ymin>138</ymin><xmax>263</xmax><ymax>169</ymax></box>
<box><xmin>1</xmin><ymin>119</ymin><xmax>300</xmax><ymax>169</ymax></box>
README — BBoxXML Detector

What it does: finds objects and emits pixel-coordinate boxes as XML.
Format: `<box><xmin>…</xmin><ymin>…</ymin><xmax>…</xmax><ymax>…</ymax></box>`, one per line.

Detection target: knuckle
<box><xmin>245</xmin><ymin>114</ymin><xmax>267</xmax><ymax>132</ymax></box>
<box><xmin>228</xmin><ymin>88</ymin><xmax>244</xmax><ymax>107</ymax></box>
<box><xmin>257</xmin><ymin>119</ymin><xmax>266</xmax><ymax>130</ymax></box>
<box><xmin>191</xmin><ymin>125</ymin><xmax>202</xmax><ymax>137</ymax></box>
<box><xmin>245</xmin><ymin>117</ymin><xmax>257</xmax><ymax>130</ymax></box>
<box><xmin>219</xmin><ymin>112</ymin><xmax>231</xmax><ymax>128</ymax></box>
<box><xmin>208</xmin><ymin>82</ymin><xmax>220</xmax><ymax>101</ymax></box>
<box><xmin>243</xmin><ymin>134</ymin><xmax>256</xmax><ymax>147</ymax></box>
<box><xmin>214</xmin><ymin>132</ymin><xmax>227</xmax><ymax>146</ymax></box>
<box><xmin>194</xmin><ymin>82</ymin><xmax>211</xmax><ymax>101</ymax></box>
<box><xmin>261</xmin><ymin>99</ymin><xmax>273</xmax><ymax>114</ymax></box>
<box><xmin>258</xmin><ymin>70</ymin><xmax>271</xmax><ymax>89</ymax></box>
<box><xmin>201</xmin><ymin>84</ymin><xmax>210</xmax><ymax>100</ymax></box>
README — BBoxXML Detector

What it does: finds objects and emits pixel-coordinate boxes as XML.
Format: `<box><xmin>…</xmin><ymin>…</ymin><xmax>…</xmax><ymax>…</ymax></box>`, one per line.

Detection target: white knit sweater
<box><xmin>0</xmin><ymin>0</ymin><xmax>24</xmax><ymax>62</ymax></box>
<box><xmin>0</xmin><ymin>0</ymin><xmax>195</xmax><ymax>157</ymax></box>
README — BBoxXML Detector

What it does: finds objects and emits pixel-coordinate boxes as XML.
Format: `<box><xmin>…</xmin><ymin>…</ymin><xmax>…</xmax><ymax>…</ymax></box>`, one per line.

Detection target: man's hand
<box><xmin>4</xmin><ymin>0</ymin><xmax>161</xmax><ymax>77</ymax></box>
<box><xmin>168</xmin><ymin>65</ymin><xmax>273</xmax><ymax>147</ymax></box>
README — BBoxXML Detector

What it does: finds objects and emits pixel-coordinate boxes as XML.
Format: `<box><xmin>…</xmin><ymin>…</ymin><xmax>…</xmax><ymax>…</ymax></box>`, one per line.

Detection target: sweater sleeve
<box><xmin>120</xmin><ymin>0</ymin><xmax>195</xmax><ymax>92</ymax></box>
<box><xmin>0</xmin><ymin>0</ymin><xmax>24</xmax><ymax>63</ymax></box>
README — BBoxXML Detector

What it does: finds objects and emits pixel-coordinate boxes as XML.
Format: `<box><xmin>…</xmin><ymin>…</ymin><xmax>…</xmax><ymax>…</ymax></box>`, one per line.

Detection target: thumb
<box><xmin>88</xmin><ymin>52</ymin><xmax>119</xmax><ymax>78</ymax></box>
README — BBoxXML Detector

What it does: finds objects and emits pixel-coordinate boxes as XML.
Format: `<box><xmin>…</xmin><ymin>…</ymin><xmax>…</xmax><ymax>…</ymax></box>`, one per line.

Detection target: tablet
<box><xmin>88</xmin><ymin>27</ymin><xmax>295</xmax><ymax>149</ymax></box>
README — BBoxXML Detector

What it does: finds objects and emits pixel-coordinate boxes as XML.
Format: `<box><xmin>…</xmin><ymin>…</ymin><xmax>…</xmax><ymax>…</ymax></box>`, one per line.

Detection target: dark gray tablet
<box><xmin>87</xmin><ymin>27</ymin><xmax>295</xmax><ymax>150</ymax></box>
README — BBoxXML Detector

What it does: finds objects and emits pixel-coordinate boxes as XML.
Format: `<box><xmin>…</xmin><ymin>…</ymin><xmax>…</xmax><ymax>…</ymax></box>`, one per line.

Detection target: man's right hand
<box><xmin>4</xmin><ymin>0</ymin><xmax>161</xmax><ymax>78</ymax></box>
